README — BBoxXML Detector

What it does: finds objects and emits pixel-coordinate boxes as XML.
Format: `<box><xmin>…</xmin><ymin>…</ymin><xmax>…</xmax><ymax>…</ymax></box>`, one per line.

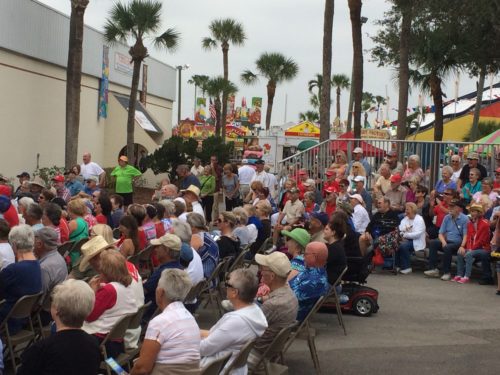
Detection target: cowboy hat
<box><xmin>79</xmin><ymin>235</ymin><xmax>114</xmax><ymax>272</ymax></box>
<box><xmin>181</xmin><ymin>185</ymin><xmax>200</xmax><ymax>200</ymax></box>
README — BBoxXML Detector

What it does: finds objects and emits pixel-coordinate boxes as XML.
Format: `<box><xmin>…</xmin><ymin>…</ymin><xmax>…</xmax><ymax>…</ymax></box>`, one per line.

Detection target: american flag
<box><xmin>209</xmin><ymin>98</ymin><xmax>216</xmax><ymax>119</ymax></box>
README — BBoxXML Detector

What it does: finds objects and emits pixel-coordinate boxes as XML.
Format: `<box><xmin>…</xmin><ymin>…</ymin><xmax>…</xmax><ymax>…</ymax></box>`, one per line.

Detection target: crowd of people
<box><xmin>0</xmin><ymin>147</ymin><xmax>498</xmax><ymax>374</ymax></box>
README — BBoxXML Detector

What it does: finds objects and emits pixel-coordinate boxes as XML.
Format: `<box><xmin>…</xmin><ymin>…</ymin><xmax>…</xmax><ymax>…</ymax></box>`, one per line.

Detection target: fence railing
<box><xmin>277</xmin><ymin>138</ymin><xmax>499</xmax><ymax>192</ymax></box>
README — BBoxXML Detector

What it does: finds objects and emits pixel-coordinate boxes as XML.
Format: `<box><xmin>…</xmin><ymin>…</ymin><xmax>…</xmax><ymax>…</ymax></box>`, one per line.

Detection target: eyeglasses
<box><xmin>451</xmin><ymin>160</ymin><xmax>460</xmax><ymax>163</ymax></box>
<box><xmin>469</xmin><ymin>174</ymin><xmax>476</xmax><ymax>177</ymax></box>
<box><xmin>38</xmin><ymin>196</ymin><xmax>45</xmax><ymax>200</ymax></box>
<box><xmin>86</xmin><ymin>181</ymin><xmax>92</xmax><ymax>184</ymax></box>
<box><xmin>225</xmin><ymin>277</ymin><xmax>237</xmax><ymax>290</ymax></box>
<box><xmin>353</xmin><ymin>166</ymin><xmax>359</xmax><ymax>169</ymax></box>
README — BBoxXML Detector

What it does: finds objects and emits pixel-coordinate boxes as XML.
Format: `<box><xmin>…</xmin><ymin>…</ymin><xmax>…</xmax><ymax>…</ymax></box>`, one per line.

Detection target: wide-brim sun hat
<box><xmin>79</xmin><ymin>235</ymin><xmax>115</xmax><ymax>272</ymax></box>
<box><xmin>281</xmin><ymin>228</ymin><xmax>311</xmax><ymax>248</ymax></box>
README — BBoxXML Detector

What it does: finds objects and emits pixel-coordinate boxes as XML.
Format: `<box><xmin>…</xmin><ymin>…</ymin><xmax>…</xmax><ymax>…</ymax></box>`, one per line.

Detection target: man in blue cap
<box><xmin>309</xmin><ymin>211</ymin><xmax>329</xmax><ymax>243</ymax></box>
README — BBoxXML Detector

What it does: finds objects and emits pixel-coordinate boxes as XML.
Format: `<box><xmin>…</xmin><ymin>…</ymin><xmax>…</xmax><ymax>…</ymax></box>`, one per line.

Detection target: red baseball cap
<box><xmin>325</xmin><ymin>170</ymin><xmax>335</xmax><ymax>176</ymax></box>
<box><xmin>52</xmin><ymin>175</ymin><xmax>65</xmax><ymax>183</ymax></box>
<box><xmin>299</xmin><ymin>169</ymin><xmax>308</xmax><ymax>175</ymax></box>
<box><xmin>324</xmin><ymin>185</ymin><xmax>339</xmax><ymax>194</ymax></box>
<box><xmin>390</xmin><ymin>174</ymin><xmax>402</xmax><ymax>183</ymax></box>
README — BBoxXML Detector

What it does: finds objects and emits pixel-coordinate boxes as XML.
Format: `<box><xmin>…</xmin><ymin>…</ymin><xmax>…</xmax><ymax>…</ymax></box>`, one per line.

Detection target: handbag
<box><xmin>377</xmin><ymin>229</ymin><xmax>402</xmax><ymax>257</ymax></box>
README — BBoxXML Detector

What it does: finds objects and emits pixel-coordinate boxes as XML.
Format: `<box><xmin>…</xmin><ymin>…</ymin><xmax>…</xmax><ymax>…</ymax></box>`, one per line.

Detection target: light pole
<box><xmin>176</xmin><ymin>64</ymin><xmax>190</xmax><ymax>125</ymax></box>
<box><xmin>346</xmin><ymin>16</ymin><xmax>368</xmax><ymax>132</ymax></box>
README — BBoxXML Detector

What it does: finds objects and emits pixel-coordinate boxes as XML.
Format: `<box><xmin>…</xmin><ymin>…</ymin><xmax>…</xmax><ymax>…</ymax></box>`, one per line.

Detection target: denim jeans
<box><xmin>428</xmin><ymin>239</ymin><xmax>461</xmax><ymax>273</ymax></box>
<box><xmin>456</xmin><ymin>249</ymin><xmax>492</xmax><ymax>278</ymax></box>
<box><xmin>396</xmin><ymin>240</ymin><xmax>414</xmax><ymax>270</ymax></box>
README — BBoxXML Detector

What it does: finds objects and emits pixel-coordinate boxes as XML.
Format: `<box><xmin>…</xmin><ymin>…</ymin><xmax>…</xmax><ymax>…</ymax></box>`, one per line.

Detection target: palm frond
<box><xmin>202</xmin><ymin>37</ymin><xmax>217</xmax><ymax>50</ymax></box>
<box><xmin>209</xmin><ymin>18</ymin><xmax>246</xmax><ymax>46</ymax></box>
<box><xmin>240</xmin><ymin>70</ymin><xmax>258</xmax><ymax>85</ymax></box>
<box><xmin>104</xmin><ymin>20</ymin><xmax>128</xmax><ymax>44</ymax></box>
<box><xmin>131</xmin><ymin>0</ymin><xmax>162</xmax><ymax>35</ymax></box>
<box><xmin>154</xmin><ymin>28</ymin><xmax>180</xmax><ymax>51</ymax></box>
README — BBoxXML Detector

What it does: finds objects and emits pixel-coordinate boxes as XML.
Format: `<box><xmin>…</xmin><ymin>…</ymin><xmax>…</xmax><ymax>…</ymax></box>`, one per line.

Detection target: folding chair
<box><xmin>57</xmin><ymin>240</ymin><xmax>75</xmax><ymax>257</ymax></box>
<box><xmin>123</xmin><ymin>302</ymin><xmax>151</xmax><ymax>367</ymax></box>
<box><xmin>70</xmin><ymin>238</ymin><xmax>88</xmax><ymax>257</ymax></box>
<box><xmin>228</xmin><ymin>247</ymin><xmax>251</xmax><ymax>273</ymax></box>
<box><xmin>323</xmin><ymin>266</ymin><xmax>349</xmax><ymax>336</ymax></box>
<box><xmin>185</xmin><ymin>279</ymin><xmax>207</xmax><ymax>304</ymax></box>
<box><xmin>258</xmin><ymin>237</ymin><xmax>273</xmax><ymax>255</ymax></box>
<box><xmin>34</xmin><ymin>292</ymin><xmax>52</xmax><ymax>340</ymax></box>
<box><xmin>0</xmin><ymin>292</ymin><xmax>43</xmax><ymax>372</ymax></box>
<box><xmin>138</xmin><ymin>245</ymin><xmax>154</xmax><ymax>277</ymax></box>
<box><xmin>281</xmin><ymin>297</ymin><xmax>327</xmax><ymax>374</ymax></box>
<box><xmin>200</xmin><ymin>352</ymin><xmax>232</xmax><ymax>375</ymax></box>
<box><xmin>127</xmin><ymin>251</ymin><xmax>142</xmax><ymax>269</ymax></box>
<box><xmin>201</xmin><ymin>259</ymin><xmax>228</xmax><ymax>317</ymax></box>
<box><xmin>249</xmin><ymin>322</ymin><xmax>296</xmax><ymax>375</ymax></box>
<box><xmin>221</xmin><ymin>338</ymin><xmax>257</xmax><ymax>375</ymax></box>
<box><xmin>99</xmin><ymin>314</ymin><xmax>133</xmax><ymax>375</ymax></box>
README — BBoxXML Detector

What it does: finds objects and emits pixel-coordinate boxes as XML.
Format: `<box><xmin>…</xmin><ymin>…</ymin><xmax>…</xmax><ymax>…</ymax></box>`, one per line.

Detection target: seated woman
<box><xmin>0</xmin><ymin>225</ymin><xmax>42</xmax><ymax>335</ymax></box>
<box><xmin>18</xmin><ymin>279</ymin><xmax>100</xmax><ymax>375</ymax></box>
<box><xmin>128</xmin><ymin>203</ymin><xmax>155</xmax><ymax>250</ymax></box>
<box><xmin>116</xmin><ymin>215</ymin><xmax>140</xmax><ymax>258</ymax></box>
<box><xmin>402</xmin><ymin>154</ymin><xmax>424</xmax><ymax>184</ymax></box>
<box><xmin>200</xmin><ymin>269</ymin><xmax>268</xmax><ymax>374</ymax></box>
<box><xmin>94</xmin><ymin>194</ymin><xmax>113</xmax><ymax>226</ymax></box>
<box><xmin>396</xmin><ymin>202</ymin><xmax>426</xmax><ymax>275</ymax></box>
<box><xmin>187</xmin><ymin>213</ymin><xmax>219</xmax><ymax>279</ymax></box>
<box><xmin>42</xmin><ymin>202</ymin><xmax>68</xmax><ymax>244</ymax></box>
<box><xmin>232</xmin><ymin>207</ymin><xmax>252</xmax><ymax>247</ymax></box>
<box><xmin>461</xmin><ymin>167</ymin><xmax>482</xmax><ymax>204</ymax></box>
<box><xmin>82</xmin><ymin>248</ymin><xmax>138</xmax><ymax>358</ymax></box>
<box><xmin>281</xmin><ymin>228</ymin><xmax>310</xmax><ymax>281</ymax></box>
<box><xmin>130</xmin><ymin>269</ymin><xmax>200</xmax><ymax>375</ymax></box>
<box><xmin>347</xmin><ymin>162</ymin><xmax>366</xmax><ymax>193</ymax></box>
<box><xmin>454</xmin><ymin>203</ymin><xmax>492</xmax><ymax>284</ymax></box>
<box><xmin>216</xmin><ymin>212</ymin><xmax>241</xmax><ymax>259</ymax></box>
<box><xmin>303</xmin><ymin>191</ymin><xmax>320</xmax><ymax>215</ymax></box>
<box><xmin>67</xmin><ymin>198</ymin><xmax>89</xmax><ymax>266</ymax></box>
<box><xmin>434</xmin><ymin>166</ymin><xmax>457</xmax><ymax>194</ymax></box>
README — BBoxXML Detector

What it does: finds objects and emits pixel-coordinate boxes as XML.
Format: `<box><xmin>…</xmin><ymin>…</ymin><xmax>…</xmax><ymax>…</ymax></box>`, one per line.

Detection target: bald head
<box><xmin>304</xmin><ymin>241</ymin><xmax>328</xmax><ymax>268</ymax></box>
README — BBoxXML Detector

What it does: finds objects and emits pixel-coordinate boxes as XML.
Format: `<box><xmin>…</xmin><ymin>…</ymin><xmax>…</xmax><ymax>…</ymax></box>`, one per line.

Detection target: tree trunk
<box><xmin>336</xmin><ymin>86</ymin><xmax>341</xmax><ymax>119</ymax></box>
<box><xmin>320</xmin><ymin>0</ymin><xmax>334</xmax><ymax>142</ymax></box>
<box><xmin>470</xmin><ymin>66</ymin><xmax>486</xmax><ymax>141</ymax></box>
<box><xmin>215</xmin><ymin>97</ymin><xmax>222</xmax><ymax>137</ymax></box>
<box><xmin>65</xmin><ymin>0</ymin><xmax>88</xmax><ymax>168</ymax></box>
<box><xmin>349</xmin><ymin>0</ymin><xmax>363</xmax><ymax>140</ymax></box>
<box><xmin>430</xmin><ymin>73</ymin><xmax>444</xmax><ymax>141</ymax></box>
<box><xmin>126</xmin><ymin>57</ymin><xmax>142</xmax><ymax>166</ymax></box>
<box><xmin>265</xmin><ymin>82</ymin><xmax>276</xmax><ymax>130</ymax></box>
<box><xmin>396</xmin><ymin>2</ymin><xmax>412</xmax><ymax>140</ymax></box>
<box><xmin>221</xmin><ymin>43</ymin><xmax>229</xmax><ymax>137</ymax></box>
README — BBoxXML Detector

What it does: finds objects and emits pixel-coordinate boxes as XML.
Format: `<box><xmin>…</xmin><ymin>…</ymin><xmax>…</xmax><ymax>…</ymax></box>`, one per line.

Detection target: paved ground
<box><xmin>198</xmin><ymin>270</ymin><xmax>500</xmax><ymax>375</ymax></box>
<box><xmin>285</xmin><ymin>271</ymin><xmax>500</xmax><ymax>375</ymax></box>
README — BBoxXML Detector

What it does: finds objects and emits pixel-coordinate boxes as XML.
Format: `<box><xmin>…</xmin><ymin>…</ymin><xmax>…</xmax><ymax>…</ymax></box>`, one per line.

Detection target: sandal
<box><xmin>496</xmin><ymin>291</ymin><xmax>500</xmax><ymax>295</ymax></box>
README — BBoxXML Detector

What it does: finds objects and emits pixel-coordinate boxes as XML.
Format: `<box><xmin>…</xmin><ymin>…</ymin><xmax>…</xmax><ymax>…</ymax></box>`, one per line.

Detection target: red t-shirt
<box><xmin>155</xmin><ymin>222</ymin><xmax>166</xmax><ymax>238</ymax></box>
<box><xmin>95</xmin><ymin>214</ymin><xmax>107</xmax><ymax>225</ymax></box>
<box><xmin>59</xmin><ymin>218</ymin><xmax>70</xmax><ymax>243</ymax></box>
<box><xmin>433</xmin><ymin>202</ymin><xmax>448</xmax><ymax>228</ymax></box>
<box><xmin>3</xmin><ymin>205</ymin><xmax>19</xmax><ymax>228</ymax></box>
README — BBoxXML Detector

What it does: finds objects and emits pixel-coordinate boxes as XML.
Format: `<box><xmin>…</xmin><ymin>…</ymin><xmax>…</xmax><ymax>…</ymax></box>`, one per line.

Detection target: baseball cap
<box><xmin>86</xmin><ymin>176</ymin><xmax>98</xmax><ymax>183</ymax></box>
<box><xmin>353</xmin><ymin>147</ymin><xmax>363</xmax><ymax>154</ymax></box>
<box><xmin>52</xmin><ymin>175</ymin><xmax>65</xmax><ymax>183</ymax></box>
<box><xmin>325</xmin><ymin>169</ymin><xmax>335</xmax><ymax>176</ymax></box>
<box><xmin>324</xmin><ymin>185</ymin><xmax>338</xmax><ymax>194</ymax></box>
<box><xmin>303</xmin><ymin>178</ymin><xmax>316</xmax><ymax>187</ymax></box>
<box><xmin>255</xmin><ymin>252</ymin><xmax>292</xmax><ymax>278</ymax></box>
<box><xmin>449</xmin><ymin>198</ymin><xmax>465</xmax><ymax>209</ymax></box>
<box><xmin>390</xmin><ymin>174</ymin><xmax>402</xmax><ymax>183</ymax></box>
<box><xmin>281</xmin><ymin>228</ymin><xmax>311</xmax><ymax>248</ymax></box>
<box><xmin>289</xmin><ymin>187</ymin><xmax>300</xmax><ymax>194</ymax></box>
<box><xmin>298</xmin><ymin>169</ymin><xmax>308</xmax><ymax>175</ymax></box>
<box><xmin>119</xmin><ymin>155</ymin><xmax>128</xmax><ymax>162</ymax></box>
<box><xmin>467</xmin><ymin>152</ymin><xmax>479</xmax><ymax>160</ymax></box>
<box><xmin>310</xmin><ymin>211</ymin><xmax>329</xmax><ymax>226</ymax></box>
<box><xmin>349</xmin><ymin>194</ymin><xmax>364</xmax><ymax>204</ymax></box>
<box><xmin>16</xmin><ymin>172</ymin><xmax>30</xmax><ymax>179</ymax></box>
<box><xmin>387</xmin><ymin>150</ymin><xmax>397</xmax><ymax>157</ymax></box>
<box><xmin>353</xmin><ymin>175</ymin><xmax>365</xmax><ymax>183</ymax></box>
<box><xmin>35</xmin><ymin>227</ymin><xmax>59</xmax><ymax>249</ymax></box>
<box><xmin>180</xmin><ymin>242</ymin><xmax>194</xmax><ymax>263</ymax></box>
<box><xmin>150</xmin><ymin>233</ymin><xmax>182</xmax><ymax>251</ymax></box>
<box><xmin>254</xmin><ymin>159</ymin><xmax>265</xmax><ymax>165</ymax></box>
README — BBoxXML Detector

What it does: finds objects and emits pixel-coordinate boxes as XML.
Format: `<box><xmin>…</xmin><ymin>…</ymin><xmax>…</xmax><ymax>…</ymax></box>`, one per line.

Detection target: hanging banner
<box><xmin>226</xmin><ymin>95</ymin><xmax>236</xmax><ymax>124</ymax></box>
<box><xmin>249</xmin><ymin>97</ymin><xmax>262</xmax><ymax>124</ymax></box>
<box><xmin>114</xmin><ymin>52</ymin><xmax>133</xmax><ymax>76</ymax></box>
<box><xmin>98</xmin><ymin>46</ymin><xmax>110</xmax><ymax>119</ymax></box>
<box><xmin>195</xmin><ymin>98</ymin><xmax>207</xmax><ymax>124</ymax></box>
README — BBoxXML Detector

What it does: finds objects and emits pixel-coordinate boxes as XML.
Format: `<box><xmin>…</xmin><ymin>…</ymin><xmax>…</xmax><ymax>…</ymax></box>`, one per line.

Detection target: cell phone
<box><xmin>105</xmin><ymin>358</ymin><xmax>129</xmax><ymax>375</ymax></box>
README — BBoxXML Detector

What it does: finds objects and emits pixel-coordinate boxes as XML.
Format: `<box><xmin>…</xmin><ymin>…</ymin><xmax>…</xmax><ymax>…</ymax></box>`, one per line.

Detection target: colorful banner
<box><xmin>284</xmin><ymin>121</ymin><xmax>320</xmax><ymax>138</ymax></box>
<box><xmin>114</xmin><ymin>52</ymin><xmax>133</xmax><ymax>76</ymax></box>
<box><xmin>98</xmin><ymin>46</ymin><xmax>109</xmax><ymax>119</ymax></box>
<box><xmin>249</xmin><ymin>97</ymin><xmax>262</xmax><ymax>124</ymax></box>
<box><xmin>235</xmin><ymin>97</ymin><xmax>248</xmax><ymax>123</ymax></box>
<box><xmin>195</xmin><ymin>98</ymin><xmax>207</xmax><ymax>124</ymax></box>
<box><xmin>226</xmin><ymin>95</ymin><xmax>236</xmax><ymax>124</ymax></box>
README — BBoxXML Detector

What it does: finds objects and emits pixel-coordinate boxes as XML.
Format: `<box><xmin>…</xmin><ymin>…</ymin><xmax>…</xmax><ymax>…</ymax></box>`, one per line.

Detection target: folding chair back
<box><xmin>4</xmin><ymin>292</ymin><xmax>43</xmax><ymax>321</ymax></box>
<box><xmin>253</xmin><ymin>322</ymin><xmax>296</xmax><ymax>370</ymax></box>
<box><xmin>71</xmin><ymin>238</ymin><xmax>88</xmax><ymax>256</ymax></box>
<box><xmin>200</xmin><ymin>352</ymin><xmax>232</xmax><ymax>375</ymax></box>
<box><xmin>101</xmin><ymin>314</ymin><xmax>132</xmax><ymax>348</ymax></box>
<box><xmin>222</xmin><ymin>338</ymin><xmax>256</xmax><ymax>375</ymax></box>
<box><xmin>257</xmin><ymin>237</ymin><xmax>273</xmax><ymax>255</ymax></box>
<box><xmin>205</xmin><ymin>258</ymin><xmax>227</xmax><ymax>287</ymax></box>
<box><xmin>185</xmin><ymin>280</ymin><xmax>207</xmax><ymax>302</ymax></box>
<box><xmin>228</xmin><ymin>248</ymin><xmax>250</xmax><ymax>273</ymax></box>
<box><xmin>127</xmin><ymin>251</ymin><xmax>142</xmax><ymax>268</ymax></box>
<box><xmin>139</xmin><ymin>245</ymin><xmax>154</xmax><ymax>270</ymax></box>
<box><xmin>325</xmin><ymin>266</ymin><xmax>348</xmax><ymax>336</ymax></box>
<box><xmin>128</xmin><ymin>302</ymin><xmax>151</xmax><ymax>331</ymax></box>
<box><xmin>57</xmin><ymin>241</ymin><xmax>75</xmax><ymax>257</ymax></box>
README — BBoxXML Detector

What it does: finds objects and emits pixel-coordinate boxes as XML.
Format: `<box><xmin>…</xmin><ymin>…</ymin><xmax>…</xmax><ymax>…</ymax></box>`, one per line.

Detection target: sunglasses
<box><xmin>225</xmin><ymin>277</ymin><xmax>237</xmax><ymax>289</ymax></box>
<box><xmin>451</xmin><ymin>160</ymin><xmax>460</xmax><ymax>163</ymax></box>
<box><xmin>443</xmin><ymin>192</ymin><xmax>452</xmax><ymax>196</ymax></box>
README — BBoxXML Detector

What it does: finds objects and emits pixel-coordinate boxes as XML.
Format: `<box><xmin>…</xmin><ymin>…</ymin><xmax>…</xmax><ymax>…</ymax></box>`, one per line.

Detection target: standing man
<box><xmin>110</xmin><ymin>155</ymin><xmax>142</xmax><ymax>207</ymax></box>
<box><xmin>190</xmin><ymin>157</ymin><xmax>204</xmax><ymax>177</ymax></box>
<box><xmin>238</xmin><ymin>159</ymin><xmax>255</xmax><ymax>199</ymax></box>
<box><xmin>457</xmin><ymin>152</ymin><xmax>488</xmax><ymax>190</ymax></box>
<box><xmin>14</xmin><ymin>172</ymin><xmax>30</xmax><ymax>197</ymax></box>
<box><xmin>348</xmin><ymin>147</ymin><xmax>371</xmax><ymax>177</ymax></box>
<box><xmin>80</xmin><ymin>152</ymin><xmax>106</xmax><ymax>187</ymax></box>
<box><xmin>383</xmin><ymin>150</ymin><xmax>404</xmax><ymax>176</ymax></box>
<box><xmin>176</xmin><ymin>165</ymin><xmax>200</xmax><ymax>190</ymax></box>
<box><xmin>246</xmin><ymin>159</ymin><xmax>271</xmax><ymax>202</ymax></box>
<box><xmin>210</xmin><ymin>155</ymin><xmax>223</xmax><ymax>223</ymax></box>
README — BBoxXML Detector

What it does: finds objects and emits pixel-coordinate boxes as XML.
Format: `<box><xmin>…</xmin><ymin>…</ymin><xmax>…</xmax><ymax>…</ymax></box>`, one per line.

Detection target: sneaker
<box><xmin>399</xmin><ymin>268</ymin><xmax>412</xmax><ymax>275</ymax></box>
<box><xmin>424</xmin><ymin>269</ymin><xmax>440</xmax><ymax>277</ymax></box>
<box><xmin>452</xmin><ymin>276</ymin><xmax>462</xmax><ymax>282</ymax></box>
<box><xmin>457</xmin><ymin>277</ymin><xmax>470</xmax><ymax>284</ymax></box>
<box><xmin>440</xmin><ymin>273</ymin><xmax>451</xmax><ymax>281</ymax></box>
<box><xmin>395</xmin><ymin>267</ymin><xmax>401</xmax><ymax>273</ymax></box>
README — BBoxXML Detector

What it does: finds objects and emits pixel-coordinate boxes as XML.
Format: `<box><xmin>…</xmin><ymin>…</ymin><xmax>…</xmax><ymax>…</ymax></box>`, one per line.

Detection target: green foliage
<box><xmin>33</xmin><ymin>166</ymin><xmax>65</xmax><ymax>186</ymax></box>
<box><xmin>299</xmin><ymin>111</ymin><xmax>319</xmax><ymax>122</ymax></box>
<box><xmin>202</xmin><ymin>18</ymin><xmax>246</xmax><ymax>50</ymax></box>
<box><xmin>462</xmin><ymin>121</ymin><xmax>500</xmax><ymax>142</ymax></box>
<box><xmin>144</xmin><ymin>136</ymin><xmax>233</xmax><ymax>179</ymax></box>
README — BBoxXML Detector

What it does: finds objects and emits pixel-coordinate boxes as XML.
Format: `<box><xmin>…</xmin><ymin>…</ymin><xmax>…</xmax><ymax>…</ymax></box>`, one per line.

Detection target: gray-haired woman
<box><xmin>18</xmin><ymin>279</ymin><xmax>101</xmax><ymax>375</ymax></box>
<box><xmin>131</xmin><ymin>269</ymin><xmax>201</xmax><ymax>375</ymax></box>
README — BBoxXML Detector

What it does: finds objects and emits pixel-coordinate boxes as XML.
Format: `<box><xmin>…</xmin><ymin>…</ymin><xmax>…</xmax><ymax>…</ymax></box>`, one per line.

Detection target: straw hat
<box><xmin>181</xmin><ymin>185</ymin><xmax>200</xmax><ymax>200</ymax></box>
<box><xmin>79</xmin><ymin>235</ymin><xmax>114</xmax><ymax>272</ymax></box>
<box><xmin>30</xmin><ymin>176</ymin><xmax>46</xmax><ymax>188</ymax></box>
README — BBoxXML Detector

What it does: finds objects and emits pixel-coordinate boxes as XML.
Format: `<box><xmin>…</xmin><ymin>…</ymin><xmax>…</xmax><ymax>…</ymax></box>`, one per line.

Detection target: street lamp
<box><xmin>176</xmin><ymin>64</ymin><xmax>190</xmax><ymax>125</ymax></box>
<box><xmin>346</xmin><ymin>16</ymin><xmax>368</xmax><ymax>132</ymax></box>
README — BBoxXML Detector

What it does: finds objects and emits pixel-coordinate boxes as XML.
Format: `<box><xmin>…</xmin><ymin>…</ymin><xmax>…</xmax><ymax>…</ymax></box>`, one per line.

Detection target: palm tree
<box><xmin>65</xmin><ymin>0</ymin><xmax>89</xmax><ymax>168</ymax></box>
<box><xmin>348</xmin><ymin>0</ymin><xmax>364</xmax><ymax>139</ymax></box>
<box><xmin>188</xmin><ymin>74</ymin><xmax>210</xmax><ymax>97</ymax></box>
<box><xmin>205</xmin><ymin>77</ymin><xmax>238</xmax><ymax>137</ymax></box>
<box><xmin>331</xmin><ymin>74</ymin><xmax>350</xmax><ymax>120</ymax></box>
<box><xmin>202</xmin><ymin>19</ymin><xmax>246</xmax><ymax>128</ymax></box>
<box><xmin>374</xmin><ymin>95</ymin><xmax>387</xmax><ymax>123</ymax></box>
<box><xmin>308</xmin><ymin>73</ymin><xmax>323</xmax><ymax>109</ymax></box>
<box><xmin>241</xmin><ymin>52</ymin><xmax>299</xmax><ymax>130</ymax></box>
<box><xmin>299</xmin><ymin>111</ymin><xmax>320</xmax><ymax>122</ymax></box>
<box><xmin>320</xmin><ymin>0</ymin><xmax>334</xmax><ymax>142</ymax></box>
<box><xmin>361</xmin><ymin>92</ymin><xmax>375</xmax><ymax>128</ymax></box>
<box><xmin>104</xmin><ymin>0</ymin><xmax>179</xmax><ymax>164</ymax></box>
